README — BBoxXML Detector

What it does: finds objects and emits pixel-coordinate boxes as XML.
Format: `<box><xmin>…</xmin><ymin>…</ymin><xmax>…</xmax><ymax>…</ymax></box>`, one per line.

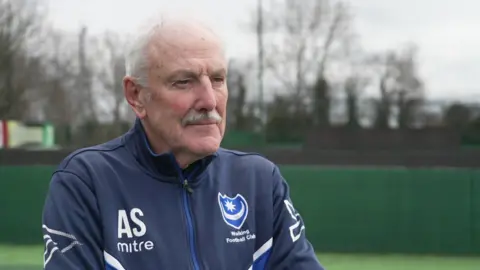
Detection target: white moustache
<box><xmin>182</xmin><ymin>111</ymin><xmax>222</xmax><ymax>126</ymax></box>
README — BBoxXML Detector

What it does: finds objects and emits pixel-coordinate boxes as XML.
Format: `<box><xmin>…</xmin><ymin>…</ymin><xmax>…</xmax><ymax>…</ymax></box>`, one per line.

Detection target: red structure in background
<box><xmin>0</xmin><ymin>120</ymin><xmax>8</xmax><ymax>148</ymax></box>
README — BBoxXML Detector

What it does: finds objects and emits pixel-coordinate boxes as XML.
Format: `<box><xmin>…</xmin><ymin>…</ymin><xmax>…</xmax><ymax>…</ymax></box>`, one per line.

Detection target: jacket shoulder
<box><xmin>217</xmin><ymin>147</ymin><xmax>273</xmax><ymax>161</ymax></box>
<box><xmin>55</xmin><ymin>136</ymin><xmax>126</xmax><ymax>181</ymax></box>
<box><xmin>216</xmin><ymin>148</ymin><xmax>276</xmax><ymax>173</ymax></box>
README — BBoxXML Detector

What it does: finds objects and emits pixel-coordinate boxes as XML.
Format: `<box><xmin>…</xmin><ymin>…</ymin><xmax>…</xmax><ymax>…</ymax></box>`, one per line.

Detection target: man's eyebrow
<box><xmin>167</xmin><ymin>69</ymin><xmax>198</xmax><ymax>80</ymax></box>
<box><xmin>166</xmin><ymin>68</ymin><xmax>227</xmax><ymax>80</ymax></box>
<box><xmin>210</xmin><ymin>68</ymin><xmax>227</xmax><ymax>76</ymax></box>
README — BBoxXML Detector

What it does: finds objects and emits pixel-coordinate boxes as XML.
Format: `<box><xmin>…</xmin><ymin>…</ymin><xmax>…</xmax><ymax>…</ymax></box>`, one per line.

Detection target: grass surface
<box><xmin>0</xmin><ymin>246</ymin><xmax>41</xmax><ymax>266</ymax></box>
<box><xmin>317</xmin><ymin>253</ymin><xmax>480</xmax><ymax>270</ymax></box>
<box><xmin>1</xmin><ymin>245</ymin><xmax>480</xmax><ymax>270</ymax></box>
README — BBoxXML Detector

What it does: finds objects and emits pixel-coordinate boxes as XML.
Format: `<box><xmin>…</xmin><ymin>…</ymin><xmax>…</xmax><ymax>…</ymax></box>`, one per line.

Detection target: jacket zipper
<box><xmin>182</xmin><ymin>178</ymin><xmax>200</xmax><ymax>270</ymax></box>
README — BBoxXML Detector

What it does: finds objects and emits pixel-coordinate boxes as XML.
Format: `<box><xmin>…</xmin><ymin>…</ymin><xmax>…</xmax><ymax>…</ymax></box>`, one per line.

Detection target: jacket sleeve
<box><xmin>42</xmin><ymin>170</ymin><xmax>104</xmax><ymax>269</ymax></box>
<box><xmin>266</xmin><ymin>166</ymin><xmax>325</xmax><ymax>270</ymax></box>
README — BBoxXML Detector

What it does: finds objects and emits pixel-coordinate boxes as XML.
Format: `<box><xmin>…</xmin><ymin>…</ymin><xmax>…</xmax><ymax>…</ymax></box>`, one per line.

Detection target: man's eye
<box><xmin>174</xmin><ymin>79</ymin><xmax>191</xmax><ymax>87</ymax></box>
<box><xmin>212</xmin><ymin>77</ymin><xmax>225</xmax><ymax>84</ymax></box>
<box><xmin>177</xmin><ymin>80</ymin><xmax>190</xmax><ymax>84</ymax></box>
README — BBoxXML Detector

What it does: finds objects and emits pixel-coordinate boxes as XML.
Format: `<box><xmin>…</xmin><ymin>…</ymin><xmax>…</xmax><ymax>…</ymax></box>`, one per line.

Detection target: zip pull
<box><xmin>183</xmin><ymin>179</ymin><xmax>194</xmax><ymax>194</ymax></box>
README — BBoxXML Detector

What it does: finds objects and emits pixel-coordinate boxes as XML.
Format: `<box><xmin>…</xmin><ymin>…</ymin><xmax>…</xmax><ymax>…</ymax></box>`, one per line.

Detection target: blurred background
<box><xmin>0</xmin><ymin>0</ymin><xmax>479</xmax><ymax>269</ymax></box>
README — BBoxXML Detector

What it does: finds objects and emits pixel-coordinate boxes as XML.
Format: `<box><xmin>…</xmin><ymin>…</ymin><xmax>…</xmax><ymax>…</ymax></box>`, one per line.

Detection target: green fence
<box><xmin>0</xmin><ymin>166</ymin><xmax>52</xmax><ymax>245</ymax></box>
<box><xmin>1</xmin><ymin>166</ymin><xmax>479</xmax><ymax>255</ymax></box>
<box><xmin>281</xmin><ymin>167</ymin><xmax>480</xmax><ymax>255</ymax></box>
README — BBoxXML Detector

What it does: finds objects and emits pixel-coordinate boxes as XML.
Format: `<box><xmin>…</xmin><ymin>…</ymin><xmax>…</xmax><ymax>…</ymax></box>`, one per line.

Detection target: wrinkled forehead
<box><xmin>146</xmin><ymin>21</ymin><xmax>227</xmax><ymax>76</ymax></box>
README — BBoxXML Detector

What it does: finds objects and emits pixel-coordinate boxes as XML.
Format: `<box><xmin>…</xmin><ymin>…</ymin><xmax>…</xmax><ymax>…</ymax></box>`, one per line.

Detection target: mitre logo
<box><xmin>117</xmin><ymin>208</ymin><xmax>155</xmax><ymax>253</ymax></box>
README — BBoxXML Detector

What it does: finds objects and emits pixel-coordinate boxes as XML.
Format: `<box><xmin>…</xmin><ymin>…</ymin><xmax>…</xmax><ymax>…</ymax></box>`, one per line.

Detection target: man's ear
<box><xmin>123</xmin><ymin>76</ymin><xmax>147</xmax><ymax>119</ymax></box>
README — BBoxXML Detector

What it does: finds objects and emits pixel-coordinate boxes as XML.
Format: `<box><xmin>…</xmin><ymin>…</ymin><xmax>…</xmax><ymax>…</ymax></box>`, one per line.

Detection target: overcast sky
<box><xmin>46</xmin><ymin>0</ymin><xmax>479</xmax><ymax>101</ymax></box>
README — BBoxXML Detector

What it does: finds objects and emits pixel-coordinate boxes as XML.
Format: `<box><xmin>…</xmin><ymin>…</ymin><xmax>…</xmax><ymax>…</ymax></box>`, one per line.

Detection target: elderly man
<box><xmin>42</xmin><ymin>15</ymin><xmax>324</xmax><ymax>270</ymax></box>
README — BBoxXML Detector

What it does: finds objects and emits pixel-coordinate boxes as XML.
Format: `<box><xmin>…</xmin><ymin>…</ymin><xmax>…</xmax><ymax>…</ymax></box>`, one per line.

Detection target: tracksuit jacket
<box><xmin>42</xmin><ymin>119</ymin><xmax>324</xmax><ymax>270</ymax></box>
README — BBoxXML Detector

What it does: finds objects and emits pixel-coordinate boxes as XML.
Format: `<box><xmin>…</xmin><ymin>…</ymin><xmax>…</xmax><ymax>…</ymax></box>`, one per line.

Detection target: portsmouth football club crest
<box><xmin>218</xmin><ymin>193</ymin><xmax>249</xmax><ymax>230</ymax></box>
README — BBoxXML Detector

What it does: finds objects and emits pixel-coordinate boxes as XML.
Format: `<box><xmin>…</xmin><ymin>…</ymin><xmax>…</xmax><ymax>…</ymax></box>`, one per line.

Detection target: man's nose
<box><xmin>194</xmin><ymin>77</ymin><xmax>217</xmax><ymax>111</ymax></box>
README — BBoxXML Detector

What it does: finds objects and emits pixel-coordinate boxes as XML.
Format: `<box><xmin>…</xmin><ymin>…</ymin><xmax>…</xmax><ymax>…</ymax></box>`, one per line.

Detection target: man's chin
<box><xmin>187</xmin><ymin>137</ymin><xmax>221</xmax><ymax>157</ymax></box>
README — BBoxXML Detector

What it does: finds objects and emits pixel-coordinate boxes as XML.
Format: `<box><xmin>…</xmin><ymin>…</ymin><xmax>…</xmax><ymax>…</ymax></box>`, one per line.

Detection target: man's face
<box><xmin>126</xmin><ymin>25</ymin><xmax>228</xmax><ymax>157</ymax></box>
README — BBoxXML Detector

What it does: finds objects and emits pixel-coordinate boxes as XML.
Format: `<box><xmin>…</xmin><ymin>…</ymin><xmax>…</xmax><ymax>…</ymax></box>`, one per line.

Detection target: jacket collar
<box><xmin>123</xmin><ymin>118</ymin><xmax>218</xmax><ymax>184</ymax></box>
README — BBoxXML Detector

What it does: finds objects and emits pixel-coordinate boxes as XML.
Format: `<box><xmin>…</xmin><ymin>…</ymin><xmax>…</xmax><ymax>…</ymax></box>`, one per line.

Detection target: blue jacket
<box><xmin>42</xmin><ymin>119</ymin><xmax>324</xmax><ymax>270</ymax></box>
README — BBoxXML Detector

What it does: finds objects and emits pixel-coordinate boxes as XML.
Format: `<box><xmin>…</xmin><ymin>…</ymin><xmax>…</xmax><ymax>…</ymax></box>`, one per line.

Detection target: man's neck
<box><xmin>172</xmin><ymin>151</ymin><xmax>201</xmax><ymax>169</ymax></box>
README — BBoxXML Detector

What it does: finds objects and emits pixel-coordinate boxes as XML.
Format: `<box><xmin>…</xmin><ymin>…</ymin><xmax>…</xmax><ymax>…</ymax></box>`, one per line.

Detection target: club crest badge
<box><xmin>218</xmin><ymin>193</ymin><xmax>249</xmax><ymax>230</ymax></box>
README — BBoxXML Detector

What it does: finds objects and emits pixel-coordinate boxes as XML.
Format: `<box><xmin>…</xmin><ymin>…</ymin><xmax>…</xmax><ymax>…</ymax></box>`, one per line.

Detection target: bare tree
<box><xmin>43</xmin><ymin>31</ymin><xmax>80</xmax><ymax>119</ymax></box>
<box><xmin>256</xmin><ymin>0</ymin><xmax>265</xmax><ymax>122</ymax></box>
<box><xmin>344</xmin><ymin>76</ymin><xmax>362</xmax><ymax>127</ymax></box>
<box><xmin>38</xmin><ymin>30</ymin><xmax>81</xmax><ymax>145</ymax></box>
<box><xmin>99</xmin><ymin>32</ymin><xmax>127</xmax><ymax>122</ymax></box>
<box><xmin>76</xmin><ymin>26</ymin><xmax>98</xmax><ymax>122</ymax></box>
<box><xmin>336</xmin><ymin>27</ymin><xmax>369</xmax><ymax>128</ymax></box>
<box><xmin>312</xmin><ymin>75</ymin><xmax>330</xmax><ymax>126</ymax></box>
<box><xmin>227</xmin><ymin>60</ymin><xmax>251</xmax><ymax>131</ymax></box>
<box><xmin>369</xmin><ymin>43</ymin><xmax>425</xmax><ymax>129</ymax></box>
<box><xmin>94</xmin><ymin>31</ymin><xmax>136</xmax><ymax>138</ymax></box>
<box><xmin>393</xmin><ymin>45</ymin><xmax>424</xmax><ymax>128</ymax></box>
<box><xmin>263</xmin><ymin>0</ymin><xmax>349</xmax><ymax>111</ymax></box>
<box><xmin>0</xmin><ymin>0</ymin><xmax>45</xmax><ymax>119</ymax></box>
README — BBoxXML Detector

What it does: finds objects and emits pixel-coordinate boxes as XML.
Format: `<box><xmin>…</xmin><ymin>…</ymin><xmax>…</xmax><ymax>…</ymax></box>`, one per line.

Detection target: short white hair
<box><xmin>124</xmin><ymin>16</ymin><xmax>163</xmax><ymax>86</ymax></box>
<box><xmin>124</xmin><ymin>12</ymin><xmax>224</xmax><ymax>87</ymax></box>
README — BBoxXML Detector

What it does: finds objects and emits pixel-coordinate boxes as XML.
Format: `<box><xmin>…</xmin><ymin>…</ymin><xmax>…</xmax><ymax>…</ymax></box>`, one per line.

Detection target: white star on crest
<box><xmin>224</xmin><ymin>200</ymin><xmax>236</xmax><ymax>212</ymax></box>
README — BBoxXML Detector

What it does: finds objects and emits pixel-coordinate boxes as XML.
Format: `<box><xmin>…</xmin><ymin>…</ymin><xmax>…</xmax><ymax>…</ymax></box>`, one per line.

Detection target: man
<box><xmin>42</xmin><ymin>14</ymin><xmax>324</xmax><ymax>270</ymax></box>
